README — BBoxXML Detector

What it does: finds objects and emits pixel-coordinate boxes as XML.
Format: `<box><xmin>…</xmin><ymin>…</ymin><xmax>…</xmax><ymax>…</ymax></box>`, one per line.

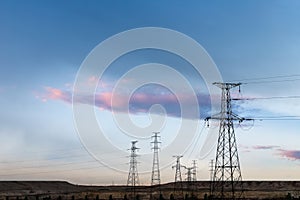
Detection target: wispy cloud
<box><xmin>277</xmin><ymin>149</ymin><xmax>300</xmax><ymax>161</ymax></box>
<box><xmin>240</xmin><ymin>144</ymin><xmax>280</xmax><ymax>151</ymax></box>
<box><xmin>36</xmin><ymin>84</ymin><xmax>213</xmax><ymax>119</ymax></box>
<box><xmin>240</xmin><ymin>144</ymin><xmax>300</xmax><ymax>161</ymax></box>
<box><xmin>252</xmin><ymin>145</ymin><xmax>280</xmax><ymax>150</ymax></box>
<box><xmin>35</xmin><ymin>87</ymin><xmax>72</xmax><ymax>103</ymax></box>
<box><xmin>234</xmin><ymin>95</ymin><xmax>300</xmax><ymax>118</ymax></box>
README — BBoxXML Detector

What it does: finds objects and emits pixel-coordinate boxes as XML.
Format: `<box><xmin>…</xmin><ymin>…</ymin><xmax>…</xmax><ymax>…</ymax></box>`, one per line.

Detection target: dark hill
<box><xmin>0</xmin><ymin>181</ymin><xmax>300</xmax><ymax>200</ymax></box>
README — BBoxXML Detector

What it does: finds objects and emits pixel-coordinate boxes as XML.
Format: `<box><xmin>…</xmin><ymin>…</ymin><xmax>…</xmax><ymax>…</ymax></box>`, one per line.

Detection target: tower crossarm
<box><xmin>205</xmin><ymin>113</ymin><xmax>253</xmax><ymax>122</ymax></box>
<box><xmin>213</xmin><ymin>82</ymin><xmax>242</xmax><ymax>89</ymax></box>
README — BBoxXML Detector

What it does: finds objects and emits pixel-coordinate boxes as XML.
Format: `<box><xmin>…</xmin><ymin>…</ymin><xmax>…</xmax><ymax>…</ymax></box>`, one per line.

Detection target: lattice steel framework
<box><xmin>172</xmin><ymin>155</ymin><xmax>183</xmax><ymax>183</ymax></box>
<box><xmin>172</xmin><ymin>155</ymin><xmax>184</xmax><ymax>199</ymax></box>
<box><xmin>127</xmin><ymin>141</ymin><xmax>140</xmax><ymax>187</ymax></box>
<box><xmin>206</xmin><ymin>82</ymin><xmax>251</xmax><ymax>199</ymax></box>
<box><xmin>184</xmin><ymin>167</ymin><xmax>193</xmax><ymax>182</ymax></box>
<box><xmin>192</xmin><ymin>160</ymin><xmax>197</xmax><ymax>181</ymax></box>
<box><xmin>151</xmin><ymin>132</ymin><xmax>161</xmax><ymax>186</ymax></box>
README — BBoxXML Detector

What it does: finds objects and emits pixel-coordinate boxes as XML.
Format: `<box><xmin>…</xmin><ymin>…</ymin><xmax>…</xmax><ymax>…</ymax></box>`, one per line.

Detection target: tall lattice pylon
<box><xmin>151</xmin><ymin>132</ymin><xmax>161</xmax><ymax>186</ymax></box>
<box><xmin>205</xmin><ymin>82</ymin><xmax>251</xmax><ymax>199</ymax></box>
<box><xmin>150</xmin><ymin>132</ymin><xmax>161</xmax><ymax>200</ymax></box>
<box><xmin>172</xmin><ymin>155</ymin><xmax>184</xmax><ymax>199</ymax></box>
<box><xmin>127</xmin><ymin>141</ymin><xmax>140</xmax><ymax>199</ymax></box>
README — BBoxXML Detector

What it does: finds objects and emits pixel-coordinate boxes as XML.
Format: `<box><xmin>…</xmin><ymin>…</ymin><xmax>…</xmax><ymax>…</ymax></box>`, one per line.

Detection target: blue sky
<box><xmin>0</xmin><ymin>0</ymin><xmax>300</xmax><ymax>184</ymax></box>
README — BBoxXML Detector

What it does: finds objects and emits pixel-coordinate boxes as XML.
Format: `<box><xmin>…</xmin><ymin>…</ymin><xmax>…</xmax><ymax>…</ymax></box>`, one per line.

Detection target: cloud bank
<box><xmin>36</xmin><ymin>85</ymin><xmax>212</xmax><ymax>119</ymax></box>
<box><xmin>241</xmin><ymin>145</ymin><xmax>300</xmax><ymax>161</ymax></box>
<box><xmin>277</xmin><ymin>149</ymin><xmax>300</xmax><ymax>160</ymax></box>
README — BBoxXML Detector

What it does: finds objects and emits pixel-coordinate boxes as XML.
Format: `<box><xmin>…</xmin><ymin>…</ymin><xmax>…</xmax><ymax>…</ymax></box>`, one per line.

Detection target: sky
<box><xmin>0</xmin><ymin>0</ymin><xmax>300</xmax><ymax>185</ymax></box>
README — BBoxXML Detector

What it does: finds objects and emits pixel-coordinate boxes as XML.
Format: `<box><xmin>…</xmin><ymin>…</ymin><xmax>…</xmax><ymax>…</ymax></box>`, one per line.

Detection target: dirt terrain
<box><xmin>0</xmin><ymin>181</ymin><xmax>299</xmax><ymax>200</ymax></box>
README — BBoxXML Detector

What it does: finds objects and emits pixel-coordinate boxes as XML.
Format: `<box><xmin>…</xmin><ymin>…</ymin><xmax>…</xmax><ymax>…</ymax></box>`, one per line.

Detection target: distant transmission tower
<box><xmin>150</xmin><ymin>132</ymin><xmax>161</xmax><ymax>200</ymax></box>
<box><xmin>172</xmin><ymin>155</ymin><xmax>184</xmax><ymax>199</ymax></box>
<box><xmin>151</xmin><ymin>132</ymin><xmax>161</xmax><ymax>186</ymax></box>
<box><xmin>205</xmin><ymin>82</ymin><xmax>251</xmax><ymax>199</ymax></box>
<box><xmin>191</xmin><ymin>160</ymin><xmax>198</xmax><ymax>198</ymax></box>
<box><xmin>172</xmin><ymin>155</ymin><xmax>183</xmax><ymax>182</ymax></box>
<box><xmin>209</xmin><ymin>159</ymin><xmax>214</xmax><ymax>197</ymax></box>
<box><xmin>192</xmin><ymin>160</ymin><xmax>197</xmax><ymax>181</ymax></box>
<box><xmin>183</xmin><ymin>162</ymin><xmax>197</xmax><ymax>198</ymax></box>
<box><xmin>127</xmin><ymin>141</ymin><xmax>140</xmax><ymax>199</ymax></box>
<box><xmin>184</xmin><ymin>166</ymin><xmax>193</xmax><ymax>182</ymax></box>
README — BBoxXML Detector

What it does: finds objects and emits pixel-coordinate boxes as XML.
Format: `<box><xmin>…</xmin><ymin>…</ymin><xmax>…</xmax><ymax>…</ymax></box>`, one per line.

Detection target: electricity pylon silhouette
<box><xmin>191</xmin><ymin>160</ymin><xmax>197</xmax><ymax>198</ymax></box>
<box><xmin>182</xmin><ymin>160</ymin><xmax>197</xmax><ymax>199</ymax></box>
<box><xmin>151</xmin><ymin>132</ymin><xmax>161</xmax><ymax>186</ymax></box>
<box><xmin>127</xmin><ymin>141</ymin><xmax>140</xmax><ymax>200</ymax></box>
<box><xmin>172</xmin><ymin>155</ymin><xmax>183</xmax><ymax>182</ymax></box>
<box><xmin>209</xmin><ymin>159</ymin><xmax>214</xmax><ymax>197</ymax></box>
<box><xmin>205</xmin><ymin>82</ymin><xmax>251</xmax><ymax>199</ymax></box>
<box><xmin>150</xmin><ymin>132</ymin><xmax>161</xmax><ymax>200</ymax></box>
<box><xmin>183</xmin><ymin>164</ymin><xmax>196</xmax><ymax>198</ymax></box>
<box><xmin>172</xmin><ymin>155</ymin><xmax>184</xmax><ymax>199</ymax></box>
<box><xmin>192</xmin><ymin>160</ymin><xmax>197</xmax><ymax>181</ymax></box>
<box><xmin>184</xmin><ymin>166</ymin><xmax>193</xmax><ymax>182</ymax></box>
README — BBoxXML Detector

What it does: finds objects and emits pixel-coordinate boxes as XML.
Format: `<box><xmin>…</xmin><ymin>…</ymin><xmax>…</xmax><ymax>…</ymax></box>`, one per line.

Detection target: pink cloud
<box><xmin>239</xmin><ymin>144</ymin><xmax>251</xmax><ymax>153</ymax></box>
<box><xmin>277</xmin><ymin>149</ymin><xmax>300</xmax><ymax>161</ymax></box>
<box><xmin>252</xmin><ymin>145</ymin><xmax>280</xmax><ymax>150</ymax></box>
<box><xmin>88</xmin><ymin>76</ymin><xmax>98</xmax><ymax>84</ymax></box>
<box><xmin>36</xmin><ymin>87</ymin><xmax>71</xmax><ymax>104</ymax></box>
<box><xmin>94</xmin><ymin>92</ymin><xmax>129</xmax><ymax>111</ymax></box>
<box><xmin>240</xmin><ymin>145</ymin><xmax>300</xmax><ymax>161</ymax></box>
<box><xmin>44</xmin><ymin>87</ymin><xmax>71</xmax><ymax>103</ymax></box>
<box><xmin>36</xmin><ymin>83</ymin><xmax>213</xmax><ymax>119</ymax></box>
<box><xmin>132</xmin><ymin>92</ymin><xmax>177</xmax><ymax>104</ymax></box>
<box><xmin>239</xmin><ymin>145</ymin><xmax>280</xmax><ymax>151</ymax></box>
<box><xmin>97</xmin><ymin>92</ymin><xmax>112</xmax><ymax>106</ymax></box>
<box><xmin>239</xmin><ymin>144</ymin><xmax>281</xmax><ymax>154</ymax></box>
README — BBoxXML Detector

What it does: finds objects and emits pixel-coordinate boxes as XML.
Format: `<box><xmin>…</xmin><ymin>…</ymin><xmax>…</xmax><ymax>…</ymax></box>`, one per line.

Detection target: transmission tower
<box><xmin>184</xmin><ymin>166</ymin><xmax>193</xmax><ymax>182</ymax></box>
<box><xmin>127</xmin><ymin>141</ymin><xmax>140</xmax><ymax>199</ymax></box>
<box><xmin>172</xmin><ymin>155</ymin><xmax>183</xmax><ymax>182</ymax></box>
<box><xmin>205</xmin><ymin>82</ymin><xmax>251</xmax><ymax>199</ymax></box>
<box><xmin>172</xmin><ymin>155</ymin><xmax>184</xmax><ymax>199</ymax></box>
<box><xmin>192</xmin><ymin>160</ymin><xmax>197</xmax><ymax>181</ymax></box>
<box><xmin>209</xmin><ymin>159</ymin><xmax>214</xmax><ymax>197</ymax></box>
<box><xmin>191</xmin><ymin>160</ymin><xmax>198</xmax><ymax>198</ymax></box>
<box><xmin>182</xmin><ymin>162</ymin><xmax>197</xmax><ymax>198</ymax></box>
<box><xmin>150</xmin><ymin>132</ymin><xmax>161</xmax><ymax>200</ymax></box>
<box><xmin>151</xmin><ymin>132</ymin><xmax>161</xmax><ymax>186</ymax></box>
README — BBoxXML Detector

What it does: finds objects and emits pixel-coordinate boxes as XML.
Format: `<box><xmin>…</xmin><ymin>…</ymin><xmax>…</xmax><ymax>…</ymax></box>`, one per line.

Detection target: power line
<box><xmin>0</xmin><ymin>151</ymin><xmax>123</xmax><ymax>164</ymax></box>
<box><xmin>225</xmin><ymin>74</ymin><xmax>300</xmax><ymax>85</ymax></box>
<box><xmin>228</xmin><ymin>74</ymin><xmax>300</xmax><ymax>82</ymax></box>
<box><xmin>232</xmin><ymin>95</ymin><xmax>300</xmax><ymax>101</ymax></box>
<box><xmin>252</xmin><ymin>118</ymin><xmax>300</xmax><ymax>121</ymax></box>
<box><xmin>0</xmin><ymin>143</ymin><xmax>114</xmax><ymax>157</ymax></box>
<box><xmin>186</xmin><ymin>123</ymin><xmax>206</xmax><ymax>159</ymax></box>
<box><xmin>243</xmin><ymin>78</ymin><xmax>300</xmax><ymax>85</ymax></box>
<box><xmin>0</xmin><ymin>165</ymin><xmax>105</xmax><ymax>177</ymax></box>
<box><xmin>0</xmin><ymin>160</ymin><xmax>99</xmax><ymax>171</ymax></box>
<box><xmin>238</xmin><ymin>115</ymin><xmax>300</xmax><ymax>121</ymax></box>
